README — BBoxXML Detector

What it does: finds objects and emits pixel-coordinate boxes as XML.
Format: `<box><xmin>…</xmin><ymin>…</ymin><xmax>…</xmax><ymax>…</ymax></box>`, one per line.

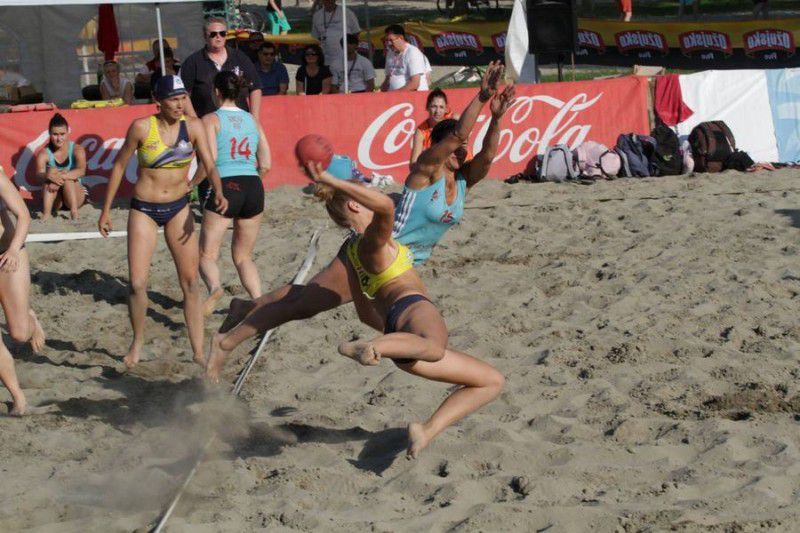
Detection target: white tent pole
<box><xmin>156</xmin><ymin>2</ymin><xmax>165</xmax><ymax>75</ymax></box>
<box><xmin>364</xmin><ymin>0</ymin><xmax>371</xmax><ymax>63</ymax></box>
<box><xmin>342</xmin><ymin>0</ymin><xmax>348</xmax><ymax>93</ymax></box>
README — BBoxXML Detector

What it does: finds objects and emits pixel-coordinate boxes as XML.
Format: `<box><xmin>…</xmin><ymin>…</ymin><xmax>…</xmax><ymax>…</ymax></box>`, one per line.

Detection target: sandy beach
<box><xmin>2</xmin><ymin>168</ymin><xmax>800</xmax><ymax>531</ymax></box>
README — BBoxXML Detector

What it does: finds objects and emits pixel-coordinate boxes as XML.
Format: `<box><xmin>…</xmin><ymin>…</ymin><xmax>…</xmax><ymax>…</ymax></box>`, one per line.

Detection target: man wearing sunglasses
<box><xmin>256</xmin><ymin>42</ymin><xmax>289</xmax><ymax>96</ymax></box>
<box><xmin>180</xmin><ymin>17</ymin><xmax>262</xmax><ymax>119</ymax></box>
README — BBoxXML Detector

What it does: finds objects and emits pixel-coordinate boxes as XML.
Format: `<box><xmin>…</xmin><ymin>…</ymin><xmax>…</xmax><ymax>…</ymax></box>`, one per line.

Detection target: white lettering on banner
<box><xmin>745</xmin><ymin>30</ymin><xmax>792</xmax><ymax>51</ymax></box>
<box><xmin>357</xmin><ymin>103</ymin><xmax>416</xmax><ymax>170</ymax></box>
<box><xmin>13</xmin><ymin>131</ymin><xmax>49</xmax><ymax>191</ymax></box>
<box><xmin>433</xmin><ymin>32</ymin><xmax>481</xmax><ymax>51</ymax></box>
<box><xmin>357</xmin><ymin>92</ymin><xmax>603</xmax><ymax>171</ymax></box>
<box><xmin>681</xmin><ymin>32</ymin><xmax>730</xmax><ymax>51</ymax></box>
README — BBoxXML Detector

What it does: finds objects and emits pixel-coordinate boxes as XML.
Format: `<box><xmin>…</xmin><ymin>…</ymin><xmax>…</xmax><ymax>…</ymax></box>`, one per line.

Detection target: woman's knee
<box><xmin>483</xmin><ymin>367</ymin><xmax>505</xmax><ymax>392</ymax></box>
<box><xmin>231</xmin><ymin>250</ymin><xmax>253</xmax><ymax>268</ymax></box>
<box><xmin>178</xmin><ymin>271</ymin><xmax>200</xmax><ymax>293</ymax></box>
<box><xmin>129</xmin><ymin>279</ymin><xmax>148</xmax><ymax>296</ymax></box>
<box><xmin>429</xmin><ymin>342</ymin><xmax>447</xmax><ymax>362</ymax></box>
<box><xmin>7</xmin><ymin>318</ymin><xmax>30</xmax><ymax>344</ymax></box>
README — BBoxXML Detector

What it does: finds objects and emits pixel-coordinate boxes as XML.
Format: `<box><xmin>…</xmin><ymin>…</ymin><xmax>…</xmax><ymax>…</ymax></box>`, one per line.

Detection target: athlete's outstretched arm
<box><xmin>306</xmin><ymin>162</ymin><xmax>394</xmax><ymax>247</ymax></box>
<box><xmin>465</xmin><ymin>84</ymin><xmax>516</xmax><ymax>189</ymax></box>
<box><xmin>412</xmin><ymin>62</ymin><xmax>504</xmax><ymax>180</ymax></box>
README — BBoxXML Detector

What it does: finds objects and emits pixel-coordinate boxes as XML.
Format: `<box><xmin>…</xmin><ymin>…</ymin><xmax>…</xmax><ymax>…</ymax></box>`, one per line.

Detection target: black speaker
<box><xmin>526</xmin><ymin>0</ymin><xmax>578</xmax><ymax>55</ymax></box>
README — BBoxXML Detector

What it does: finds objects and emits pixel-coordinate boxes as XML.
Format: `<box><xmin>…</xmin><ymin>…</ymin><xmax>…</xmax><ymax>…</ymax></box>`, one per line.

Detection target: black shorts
<box><xmin>201</xmin><ymin>175</ymin><xmax>264</xmax><ymax>219</ymax></box>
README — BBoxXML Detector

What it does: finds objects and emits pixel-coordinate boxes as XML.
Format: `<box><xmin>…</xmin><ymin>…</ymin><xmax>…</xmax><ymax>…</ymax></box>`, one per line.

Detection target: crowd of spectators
<box><xmin>90</xmin><ymin>3</ymin><xmax>435</xmax><ymax>106</ymax></box>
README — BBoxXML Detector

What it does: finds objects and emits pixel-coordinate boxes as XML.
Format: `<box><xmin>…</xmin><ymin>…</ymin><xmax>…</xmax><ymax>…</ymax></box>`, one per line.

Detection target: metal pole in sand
<box><xmin>150</xmin><ymin>229</ymin><xmax>321</xmax><ymax>533</ymax></box>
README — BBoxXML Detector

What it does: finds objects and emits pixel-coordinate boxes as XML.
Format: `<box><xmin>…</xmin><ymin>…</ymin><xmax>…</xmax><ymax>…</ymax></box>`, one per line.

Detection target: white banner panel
<box><xmin>677</xmin><ymin>70</ymin><xmax>779</xmax><ymax>163</ymax></box>
<box><xmin>1</xmin><ymin>0</ymin><xmax>201</xmax><ymax>5</ymax></box>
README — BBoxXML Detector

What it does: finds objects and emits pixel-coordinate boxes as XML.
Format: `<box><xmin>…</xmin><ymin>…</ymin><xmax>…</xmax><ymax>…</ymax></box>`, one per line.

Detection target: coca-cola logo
<box><xmin>357</xmin><ymin>93</ymin><xmax>603</xmax><ymax>171</ymax></box>
<box><xmin>743</xmin><ymin>29</ymin><xmax>795</xmax><ymax>59</ymax></box>
<box><xmin>432</xmin><ymin>32</ymin><xmax>483</xmax><ymax>55</ymax></box>
<box><xmin>577</xmin><ymin>29</ymin><xmax>605</xmax><ymax>53</ymax></box>
<box><xmin>491</xmin><ymin>32</ymin><xmax>507</xmax><ymax>54</ymax></box>
<box><xmin>12</xmin><ymin>131</ymin><xmax>196</xmax><ymax>198</ymax></box>
<box><xmin>615</xmin><ymin>31</ymin><xmax>668</xmax><ymax>56</ymax></box>
<box><xmin>679</xmin><ymin>31</ymin><xmax>732</xmax><ymax>58</ymax></box>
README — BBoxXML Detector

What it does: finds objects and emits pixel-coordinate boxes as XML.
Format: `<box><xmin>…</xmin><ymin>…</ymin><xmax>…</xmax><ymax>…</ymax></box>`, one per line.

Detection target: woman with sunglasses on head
<box><xmin>207</xmin><ymin>62</ymin><xmax>514</xmax><ymax>378</ymax></box>
<box><xmin>0</xmin><ymin>165</ymin><xmax>45</xmax><ymax>416</ymax></box>
<box><xmin>296</xmin><ymin>44</ymin><xmax>332</xmax><ymax>95</ymax></box>
<box><xmin>98</xmin><ymin>75</ymin><xmax>228</xmax><ymax>370</ymax></box>
<box><xmin>195</xmin><ymin>71</ymin><xmax>271</xmax><ymax>316</ymax></box>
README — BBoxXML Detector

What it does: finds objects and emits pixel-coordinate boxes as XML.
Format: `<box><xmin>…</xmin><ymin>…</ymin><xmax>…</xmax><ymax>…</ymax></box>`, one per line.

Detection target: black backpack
<box><xmin>649</xmin><ymin>122</ymin><xmax>683</xmax><ymax>176</ymax></box>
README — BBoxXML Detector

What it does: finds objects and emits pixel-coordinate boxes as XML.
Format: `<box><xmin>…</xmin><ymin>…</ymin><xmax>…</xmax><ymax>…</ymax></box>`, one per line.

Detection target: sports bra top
<box><xmin>137</xmin><ymin>115</ymin><xmax>194</xmax><ymax>169</ymax></box>
<box><xmin>346</xmin><ymin>234</ymin><xmax>415</xmax><ymax>299</ymax></box>
<box><xmin>47</xmin><ymin>141</ymin><xmax>75</xmax><ymax>171</ymax></box>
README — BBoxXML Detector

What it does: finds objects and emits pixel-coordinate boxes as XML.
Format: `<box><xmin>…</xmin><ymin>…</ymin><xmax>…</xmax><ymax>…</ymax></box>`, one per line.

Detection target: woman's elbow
<box><xmin>378</xmin><ymin>196</ymin><xmax>395</xmax><ymax>217</ymax></box>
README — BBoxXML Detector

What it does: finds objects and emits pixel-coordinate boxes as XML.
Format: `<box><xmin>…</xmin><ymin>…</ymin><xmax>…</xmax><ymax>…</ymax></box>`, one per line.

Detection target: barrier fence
<box><xmin>0</xmin><ymin>76</ymin><xmax>650</xmax><ymax>202</ymax></box>
<box><xmin>262</xmin><ymin>18</ymin><xmax>800</xmax><ymax>70</ymax></box>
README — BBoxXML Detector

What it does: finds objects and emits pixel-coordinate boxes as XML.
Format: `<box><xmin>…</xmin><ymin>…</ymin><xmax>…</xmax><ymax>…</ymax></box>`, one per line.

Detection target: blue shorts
<box><xmin>130</xmin><ymin>196</ymin><xmax>188</xmax><ymax>227</ymax></box>
<box><xmin>384</xmin><ymin>293</ymin><xmax>431</xmax><ymax>366</ymax></box>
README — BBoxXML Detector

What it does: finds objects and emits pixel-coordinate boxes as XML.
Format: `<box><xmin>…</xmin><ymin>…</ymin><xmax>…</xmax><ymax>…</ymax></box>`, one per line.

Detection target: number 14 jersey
<box><xmin>215</xmin><ymin>106</ymin><xmax>260</xmax><ymax>178</ymax></box>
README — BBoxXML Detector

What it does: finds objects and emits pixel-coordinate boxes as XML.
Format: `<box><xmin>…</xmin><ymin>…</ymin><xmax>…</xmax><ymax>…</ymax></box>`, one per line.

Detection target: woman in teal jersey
<box><xmin>207</xmin><ymin>62</ymin><xmax>514</xmax><ymax>370</ymax></box>
<box><xmin>35</xmin><ymin>113</ymin><xmax>87</xmax><ymax>220</ymax></box>
<box><xmin>195</xmin><ymin>71</ymin><xmax>271</xmax><ymax>317</ymax></box>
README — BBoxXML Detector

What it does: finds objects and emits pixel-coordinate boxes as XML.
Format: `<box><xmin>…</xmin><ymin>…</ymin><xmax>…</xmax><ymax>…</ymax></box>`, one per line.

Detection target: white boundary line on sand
<box><xmin>150</xmin><ymin>229</ymin><xmax>322</xmax><ymax>533</ymax></box>
<box><xmin>26</xmin><ymin>230</ymin><xmax>134</xmax><ymax>242</ymax></box>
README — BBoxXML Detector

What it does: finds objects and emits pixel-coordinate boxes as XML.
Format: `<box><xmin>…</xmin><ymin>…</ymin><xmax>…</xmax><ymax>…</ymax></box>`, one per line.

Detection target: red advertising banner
<box><xmin>0</xmin><ymin>76</ymin><xmax>649</xmax><ymax>202</ymax></box>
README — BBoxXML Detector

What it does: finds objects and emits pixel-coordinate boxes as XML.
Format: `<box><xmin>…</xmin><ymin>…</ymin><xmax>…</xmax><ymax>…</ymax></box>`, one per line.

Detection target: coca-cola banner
<box><xmin>0</xmin><ymin>77</ymin><xmax>649</xmax><ymax>201</ymax></box>
<box><xmin>264</xmin><ymin>18</ymin><xmax>800</xmax><ymax>69</ymax></box>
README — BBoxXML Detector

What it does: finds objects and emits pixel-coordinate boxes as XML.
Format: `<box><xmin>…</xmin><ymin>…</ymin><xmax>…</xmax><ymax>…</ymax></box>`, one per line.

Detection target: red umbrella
<box><xmin>97</xmin><ymin>3</ymin><xmax>120</xmax><ymax>61</ymax></box>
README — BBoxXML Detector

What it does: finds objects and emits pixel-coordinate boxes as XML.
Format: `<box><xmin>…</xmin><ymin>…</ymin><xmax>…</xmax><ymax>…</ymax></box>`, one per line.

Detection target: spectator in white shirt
<box><xmin>311</xmin><ymin>0</ymin><xmax>360</xmax><ymax>73</ymax></box>
<box><xmin>331</xmin><ymin>34</ymin><xmax>375</xmax><ymax>93</ymax></box>
<box><xmin>381</xmin><ymin>24</ymin><xmax>429</xmax><ymax>92</ymax></box>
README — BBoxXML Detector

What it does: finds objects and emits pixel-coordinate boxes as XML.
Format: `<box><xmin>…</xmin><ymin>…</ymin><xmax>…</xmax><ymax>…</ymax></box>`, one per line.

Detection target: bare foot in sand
<box><xmin>9</xmin><ymin>399</ymin><xmax>27</xmax><ymax>417</ymax></box>
<box><xmin>29</xmin><ymin>310</ymin><xmax>45</xmax><ymax>354</ymax></box>
<box><xmin>8</xmin><ymin>403</ymin><xmax>57</xmax><ymax>417</ymax></box>
<box><xmin>205</xmin><ymin>333</ymin><xmax>230</xmax><ymax>383</ymax></box>
<box><xmin>407</xmin><ymin>422</ymin><xmax>430</xmax><ymax>459</ymax></box>
<box><xmin>123</xmin><ymin>341</ymin><xmax>143</xmax><ymax>369</ymax></box>
<box><xmin>338</xmin><ymin>341</ymin><xmax>381</xmax><ymax>366</ymax></box>
<box><xmin>203</xmin><ymin>287</ymin><xmax>225</xmax><ymax>317</ymax></box>
<box><xmin>193</xmin><ymin>352</ymin><xmax>207</xmax><ymax>369</ymax></box>
<box><xmin>219</xmin><ymin>297</ymin><xmax>255</xmax><ymax>334</ymax></box>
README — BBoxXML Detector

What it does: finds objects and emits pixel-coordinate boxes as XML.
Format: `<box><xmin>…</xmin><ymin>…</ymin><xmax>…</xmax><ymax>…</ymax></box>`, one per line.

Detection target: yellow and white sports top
<box><xmin>137</xmin><ymin>115</ymin><xmax>194</xmax><ymax>169</ymax></box>
<box><xmin>346</xmin><ymin>235</ymin><xmax>414</xmax><ymax>299</ymax></box>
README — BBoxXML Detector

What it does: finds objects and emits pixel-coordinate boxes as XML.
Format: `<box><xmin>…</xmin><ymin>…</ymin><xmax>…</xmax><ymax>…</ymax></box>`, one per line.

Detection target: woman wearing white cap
<box><xmin>98</xmin><ymin>75</ymin><xmax>228</xmax><ymax>370</ymax></box>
